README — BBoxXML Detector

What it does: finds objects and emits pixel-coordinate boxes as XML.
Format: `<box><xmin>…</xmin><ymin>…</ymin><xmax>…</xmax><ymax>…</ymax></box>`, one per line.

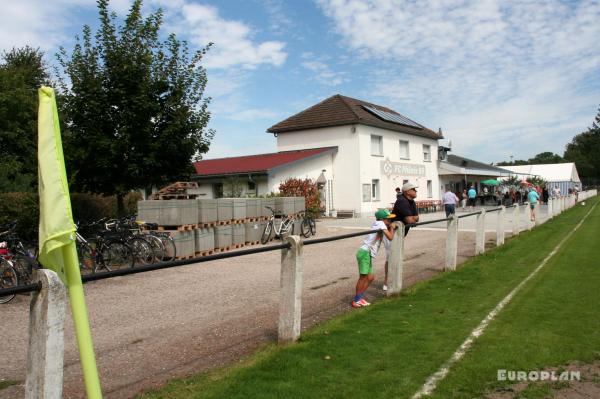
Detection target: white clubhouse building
<box><xmin>193</xmin><ymin>94</ymin><xmax>509</xmax><ymax>217</ymax></box>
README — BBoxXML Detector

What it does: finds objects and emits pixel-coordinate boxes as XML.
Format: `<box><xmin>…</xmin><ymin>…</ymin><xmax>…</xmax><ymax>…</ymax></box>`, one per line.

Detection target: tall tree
<box><xmin>564</xmin><ymin>105</ymin><xmax>600</xmax><ymax>183</ymax></box>
<box><xmin>57</xmin><ymin>0</ymin><xmax>214</xmax><ymax>213</ymax></box>
<box><xmin>528</xmin><ymin>151</ymin><xmax>564</xmax><ymax>164</ymax></box>
<box><xmin>0</xmin><ymin>46</ymin><xmax>51</xmax><ymax>192</ymax></box>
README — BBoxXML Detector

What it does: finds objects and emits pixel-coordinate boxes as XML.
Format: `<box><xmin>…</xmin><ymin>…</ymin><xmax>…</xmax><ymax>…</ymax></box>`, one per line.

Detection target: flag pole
<box><xmin>37</xmin><ymin>86</ymin><xmax>102</xmax><ymax>398</ymax></box>
<box><xmin>63</xmin><ymin>244</ymin><xmax>102</xmax><ymax>399</ymax></box>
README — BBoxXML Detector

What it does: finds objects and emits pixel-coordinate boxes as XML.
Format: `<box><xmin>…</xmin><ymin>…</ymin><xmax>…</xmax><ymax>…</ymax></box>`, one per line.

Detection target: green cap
<box><xmin>375</xmin><ymin>209</ymin><xmax>395</xmax><ymax>220</ymax></box>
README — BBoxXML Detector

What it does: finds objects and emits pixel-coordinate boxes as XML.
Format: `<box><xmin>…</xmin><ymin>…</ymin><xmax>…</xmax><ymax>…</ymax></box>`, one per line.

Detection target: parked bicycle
<box><xmin>261</xmin><ymin>206</ymin><xmax>295</xmax><ymax>244</ymax></box>
<box><xmin>0</xmin><ymin>221</ymin><xmax>38</xmax><ymax>285</ymax></box>
<box><xmin>0</xmin><ymin>257</ymin><xmax>17</xmax><ymax>304</ymax></box>
<box><xmin>299</xmin><ymin>212</ymin><xmax>317</xmax><ymax>238</ymax></box>
<box><xmin>75</xmin><ymin>219</ymin><xmax>134</xmax><ymax>273</ymax></box>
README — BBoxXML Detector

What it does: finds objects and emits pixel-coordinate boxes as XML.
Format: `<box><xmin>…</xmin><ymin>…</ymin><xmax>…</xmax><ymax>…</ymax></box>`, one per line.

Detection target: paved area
<box><xmin>0</xmin><ymin>205</ymin><xmax>552</xmax><ymax>398</ymax></box>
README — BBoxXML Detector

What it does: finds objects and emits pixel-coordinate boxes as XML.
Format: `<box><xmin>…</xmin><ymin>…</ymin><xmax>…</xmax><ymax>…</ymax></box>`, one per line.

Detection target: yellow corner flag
<box><xmin>38</xmin><ymin>86</ymin><xmax>102</xmax><ymax>398</ymax></box>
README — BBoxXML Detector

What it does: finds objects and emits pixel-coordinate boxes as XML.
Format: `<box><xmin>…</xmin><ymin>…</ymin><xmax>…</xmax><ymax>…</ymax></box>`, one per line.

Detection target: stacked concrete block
<box><xmin>197</xmin><ymin>199</ymin><xmax>218</xmax><ymax>224</ymax></box>
<box><xmin>168</xmin><ymin>230</ymin><xmax>195</xmax><ymax>258</ymax></box>
<box><xmin>214</xmin><ymin>225</ymin><xmax>232</xmax><ymax>249</ymax></box>
<box><xmin>245</xmin><ymin>222</ymin><xmax>262</xmax><ymax>243</ymax></box>
<box><xmin>292</xmin><ymin>219</ymin><xmax>302</xmax><ymax>235</ymax></box>
<box><xmin>274</xmin><ymin>197</ymin><xmax>296</xmax><ymax>215</ymax></box>
<box><xmin>261</xmin><ymin>198</ymin><xmax>275</xmax><ymax>217</ymax></box>
<box><xmin>194</xmin><ymin>228</ymin><xmax>215</xmax><ymax>252</ymax></box>
<box><xmin>137</xmin><ymin>200</ymin><xmax>161</xmax><ymax>223</ymax></box>
<box><xmin>294</xmin><ymin>197</ymin><xmax>306</xmax><ymax>214</ymax></box>
<box><xmin>232</xmin><ymin>224</ymin><xmax>245</xmax><ymax>245</ymax></box>
<box><xmin>159</xmin><ymin>200</ymin><xmax>198</xmax><ymax>226</ymax></box>
<box><xmin>245</xmin><ymin>198</ymin><xmax>259</xmax><ymax>219</ymax></box>
<box><xmin>217</xmin><ymin>198</ymin><xmax>233</xmax><ymax>221</ymax></box>
<box><xmin>232</xmin><ymin>198</ymin><xmax>246</xmax><ymax>220</ymax></box>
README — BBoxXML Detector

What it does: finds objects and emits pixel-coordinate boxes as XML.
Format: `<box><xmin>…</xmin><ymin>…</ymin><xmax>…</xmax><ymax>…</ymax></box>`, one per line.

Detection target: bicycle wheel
<box><xmin>0</xmin><ymin>259</ymin><xmax>17</xmax><ymax>304</ymax></box>
<box><xmin>128</xmin><ymin>237</ymin><xmax>155</xmax><ymax>266</ymax></box>
<box><xmin>12</xmin><ymin>254</ymin><xmax>34</xmax><ymax>284</ymax></box>
<box><xmin>157</xmin><ymin>235</ymin><xmax>176</xmax><ymax>262</ymax></box>
<box><xmin>309</xmin><ymin>218</ymin><xmax>316</xmax><ymax>236</ymax></box>
<box><xmin>98</xmin><ymin>241</ymin><xmax>134</xmax><ymax>272</ymax></box>
<box><xmin>77</xmin><ymin>241</ymin><xmax>96</xmax><ymax>275</ymax></box>
<box><xmin>260</xmin><ymin>221</ymin><xmax>274</xmax><ymax>244</ymax></box>
<box><xmin>300</xmin><ymin>218</ymin><xmax>312</xmax><ymax>238</ymax></box>
<box><xmin>144</xmin><ymin>234</ymin><xmax>165</xmax><ymax>262</ymax></box>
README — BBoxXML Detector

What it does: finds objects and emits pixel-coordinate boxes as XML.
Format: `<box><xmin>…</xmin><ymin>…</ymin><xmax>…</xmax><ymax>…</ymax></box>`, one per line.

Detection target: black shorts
<box><xmin>467</xmin><ymin>198</ymin><xmax>477</xmax><ymax>206</ymax></box>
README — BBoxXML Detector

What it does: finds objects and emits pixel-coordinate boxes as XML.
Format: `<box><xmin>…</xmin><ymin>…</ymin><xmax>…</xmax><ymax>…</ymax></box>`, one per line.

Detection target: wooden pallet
<box><xmin>213</xmin><ymin>246</ymin><xmax>231</xmax><ymax>253</ymax></box>
<box><xmin>175</xmin><ymin>254</ymin><xmax>195</xmax><ymax>260</ymax></box>
<box><xmin>231</xmin><ymin>243</ymin><xmax>245</xmax><ymax>249</ymax></box>
<box><xmin>157</xmin><ymin>224</ymin><xmax>197</xmax><ymax>231</ymax></box>
<box><xmin>195</xmin><ymin>250</ymin><xmax>215</xmax><ymax>257</ymax></box>
<box><xmin>197</xmin><ymin>221</ymin><xmax>217</xmax><ymax>228</ymax></box>
<box><xmin>245</xmin><ymin>241</ymin><xmax>260</xmax><ymax>246</ymax></box>
<box><xmin>215</xmin><ymin>220</ymin><xmax>232</xmax><ymax>226</ymax></box>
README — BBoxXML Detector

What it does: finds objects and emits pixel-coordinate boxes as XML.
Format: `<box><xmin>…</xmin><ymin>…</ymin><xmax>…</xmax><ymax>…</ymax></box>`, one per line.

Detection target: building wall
<box><xmin>276</xmin><ymin>125</ymin><xmax>360</xmax><ymax>213</ymax></box>
<box><xmin>268</xmin><ymin>152</ymin><xmax>333</xmax><ymax>193</ymax></box>
<box><xmin>276</xmin><ymin>124</ymin><xmax>440</xmax><ymax>217</ymax></box>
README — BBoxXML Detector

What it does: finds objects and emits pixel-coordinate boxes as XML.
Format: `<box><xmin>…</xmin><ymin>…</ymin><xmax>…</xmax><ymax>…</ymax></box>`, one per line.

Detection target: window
<box><xmin>372</xmin><ymin>179</ymin><xmax>380</xmax><ymax>201</ymax></box>
<box><xmin>371</xmin><ymin>135</ymin><xmax>383</xmax><ymax>156</ymax></box>
<box><xmin>427</xmin><ymin>180</ymin><xmax>433</xmax><ymax>198</ymax></box>
<box><xmin>248</xmin><ymin>181</ymin><xmax>256</xmax><ymax>190</ymax></box>
<box><xmin>362</xmin><ymin>184</ymin><xmax>371</xmax><ymax>202</ymax></box>
<box><xmin>399</xmin><ymin>140</ymin><xmax>410</xmax><ymax>159</ymax></box>
<box><xmin>423</xmin><ymin>144</ymin><xmax>431</xmax><ymax>162</ymax></box>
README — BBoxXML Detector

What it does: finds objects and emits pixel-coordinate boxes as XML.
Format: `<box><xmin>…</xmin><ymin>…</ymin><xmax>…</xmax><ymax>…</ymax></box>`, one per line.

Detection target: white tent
<box><xmin>503</xmin><ymin>163</ymin><xmax>581</xmax><ymax>194</ymax></box>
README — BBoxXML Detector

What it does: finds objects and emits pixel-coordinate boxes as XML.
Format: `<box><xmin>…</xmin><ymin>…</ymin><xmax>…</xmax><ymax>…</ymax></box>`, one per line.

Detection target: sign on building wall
<box><xmin>381</xmin><ymin>158</ymin><xmax>426</xmax><ymax>178</ymax></box>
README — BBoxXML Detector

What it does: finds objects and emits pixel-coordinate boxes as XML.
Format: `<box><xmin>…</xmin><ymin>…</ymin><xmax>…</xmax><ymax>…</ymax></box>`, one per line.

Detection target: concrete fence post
<box><xmin>387</xmin><ymin>221</ymin><xmax>405</xmax><ymax>296</ymax></box>
<box><xmin>475</xmin><ymin>209</ymin><xmax>486</xmax><ymax>255</ymax></box>
<box><xmin>445</xmin><ymin>214</ymin><xmax>458</xmax><ymax>271</ymax></box>
<box><xmin>25</xmin><ymin>269</ymin><xmax>67</xmax><ymax>399</ymax></box>
<box><xmin>524</xmin><ymin>202</ymin><xmax>534</xmax><ymax>230</ymax></box>
<box><xmin>496</xmin><ymin>206</ymin><xmax>505</xmax><ymax>246</ymax></box>
<box><xmin>512</xmin><ymin>204</ymin><xmax>520</xmax><ymax>236</ymax></box>
<box><xmin>278</xmin><ymin>235</ymin><xmax>303</xmax><ymax>344</ymax></box>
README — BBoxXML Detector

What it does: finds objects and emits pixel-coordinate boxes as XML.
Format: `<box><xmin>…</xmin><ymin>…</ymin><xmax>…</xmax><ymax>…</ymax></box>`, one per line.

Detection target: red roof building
<box><xmin>193</xmin><ymin>147</ymin><xmax>337</xmax><ymax>177</ymax></box>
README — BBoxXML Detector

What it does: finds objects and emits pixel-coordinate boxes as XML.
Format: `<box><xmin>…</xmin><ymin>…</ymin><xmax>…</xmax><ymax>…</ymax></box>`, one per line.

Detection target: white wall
<box><xmin>268</xmin><ymin>152</ymin><xmax>333</xmax><ymax>193</ymax></box>
<box><xmin>358</xmin><ymin>125</ymin><xmax>440</xmax><ymax>215</ymax></box>
<box><xmin>277</xmin><ymin>125</ymin><xmax>360</xmax><ymax>213</ymax></box>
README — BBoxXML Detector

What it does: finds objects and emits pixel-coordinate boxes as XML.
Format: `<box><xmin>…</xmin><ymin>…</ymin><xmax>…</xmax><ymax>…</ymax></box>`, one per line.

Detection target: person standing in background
<box><xmin>461</xmin><ymin>189</ymin><xmax>467</xmax><ymax>210</ymax></box>
<box><xmin>442</xmin><ymin>187</ymin><xmax>459</xmax><ymax>217</ymax></box>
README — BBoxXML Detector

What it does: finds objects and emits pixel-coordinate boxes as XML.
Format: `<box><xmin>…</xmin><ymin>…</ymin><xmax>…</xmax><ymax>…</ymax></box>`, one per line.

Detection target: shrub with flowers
<box><xmin>278</xmin><ymin>178</ymin><xmax>320</xmax><ymax>216</ymax></box>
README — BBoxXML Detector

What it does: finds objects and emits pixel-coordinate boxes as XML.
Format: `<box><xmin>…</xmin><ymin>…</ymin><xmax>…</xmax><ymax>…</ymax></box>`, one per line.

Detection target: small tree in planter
<box><xmin>278</xmin><ymin>178</ymin><xmax>320</xmax><ymax>217</ymax></box>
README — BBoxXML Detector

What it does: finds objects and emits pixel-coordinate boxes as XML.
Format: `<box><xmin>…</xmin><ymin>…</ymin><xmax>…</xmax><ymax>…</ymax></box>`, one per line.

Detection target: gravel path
<box><xmin>0</xmin><ymin>211</ymin><xmax>524</xmax><ymax>398</ymax></box>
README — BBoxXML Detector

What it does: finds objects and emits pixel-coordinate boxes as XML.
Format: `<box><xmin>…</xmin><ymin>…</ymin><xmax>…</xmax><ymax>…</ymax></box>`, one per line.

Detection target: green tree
<box><xmin>528</xmin><ymin>151</ymin><xmax>564</xmax><ymax>164</ymax></box>
<box><xmin>564</xmin><ymin>106</ymin><xmax>600</xmax><ymax>183</ymax></box>
<box><xmin>57</xmin><ymin>0</ymin><xmax>214</xmax><ymax>214</ymax></box>
<box><xmin>0</xmin><ymin>46</ymin><xmax>51</xmax><ymax>192</ymax></box>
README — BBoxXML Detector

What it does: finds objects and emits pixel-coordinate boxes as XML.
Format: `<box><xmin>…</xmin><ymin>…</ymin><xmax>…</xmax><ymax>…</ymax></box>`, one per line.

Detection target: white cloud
<box><xmin>316</xmin><ymin>0</ymin><xmax>600</xmax><ymax>161</ymax></box>
<box><xmin>163</xmin><ymin>2</ymin><xmax>288</xmax><ymax>70</ymax></box>
<box><xmin>0</xmin><ymin>0</ymin><xmax>90</xmax><ymax>53</ymax></box>
<box><xmin>301</xmin><ymin>54</ymin><xmax>346</xmax><ymax>86</ymax></box>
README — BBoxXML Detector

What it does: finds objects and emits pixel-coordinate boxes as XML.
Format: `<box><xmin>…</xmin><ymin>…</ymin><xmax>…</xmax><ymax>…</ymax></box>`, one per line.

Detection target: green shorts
<box><xmin>356</xmin><ymin>248</ymin><xmax>373</xmax><ymax>275</ymax></box>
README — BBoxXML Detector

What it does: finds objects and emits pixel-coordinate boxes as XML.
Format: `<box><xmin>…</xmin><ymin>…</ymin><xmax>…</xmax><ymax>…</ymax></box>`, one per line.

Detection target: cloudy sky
<box><xmin>2</xmin><ymin>0</ymin><xmax>600</xmax><ymax>164</ymax></box>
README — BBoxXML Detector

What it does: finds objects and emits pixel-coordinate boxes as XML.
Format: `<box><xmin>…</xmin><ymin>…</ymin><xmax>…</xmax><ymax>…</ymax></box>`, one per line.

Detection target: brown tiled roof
<box><xmin>267</xmin><ymin>94</ymin><xmax>442</xmax><ymax>140</ymax></box>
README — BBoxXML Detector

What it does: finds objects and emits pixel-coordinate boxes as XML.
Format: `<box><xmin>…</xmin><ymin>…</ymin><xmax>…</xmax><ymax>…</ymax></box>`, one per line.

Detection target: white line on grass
<box><xmin>412</xmin><ymin>202</ymin><xmax>598</xmax><ymax>398</ymax></box>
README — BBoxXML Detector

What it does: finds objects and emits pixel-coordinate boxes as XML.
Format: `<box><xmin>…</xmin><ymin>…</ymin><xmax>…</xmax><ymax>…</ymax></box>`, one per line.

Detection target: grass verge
<box><xmin>138</xmin><ymin>197</ymin><xmax>600</xmax><ymax>399</ymax></box>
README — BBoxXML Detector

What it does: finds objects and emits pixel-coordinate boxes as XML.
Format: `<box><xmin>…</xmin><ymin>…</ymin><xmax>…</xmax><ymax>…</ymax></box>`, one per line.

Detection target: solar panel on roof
<box><xmin>362</xmin><ymin>105</ymin><xmax>423</xmax><ymax>129</ymax></box>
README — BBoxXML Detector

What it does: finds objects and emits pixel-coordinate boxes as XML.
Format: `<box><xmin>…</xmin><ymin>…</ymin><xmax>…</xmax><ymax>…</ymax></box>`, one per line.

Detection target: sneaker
<box><xmin>358</xmin><ymin>298</ymin><xmax>371</xmax><ymax>306</ymax></box>
<box><xmin>351</xmin><ymin>300</ymin><xmax>362</xmax><ymax>308</ymax></box>
<box><xmin>383</xmin><ymin>285</ymin><xmax>388</xmax><ymax>292</ymax></box>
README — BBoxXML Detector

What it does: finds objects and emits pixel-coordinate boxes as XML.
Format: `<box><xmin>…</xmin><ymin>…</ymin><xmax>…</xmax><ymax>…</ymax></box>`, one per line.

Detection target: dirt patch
<box><xmin>486</xmin><ymin>361</ymin><xmax>600</xmax><ymax>399</ymax></box>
